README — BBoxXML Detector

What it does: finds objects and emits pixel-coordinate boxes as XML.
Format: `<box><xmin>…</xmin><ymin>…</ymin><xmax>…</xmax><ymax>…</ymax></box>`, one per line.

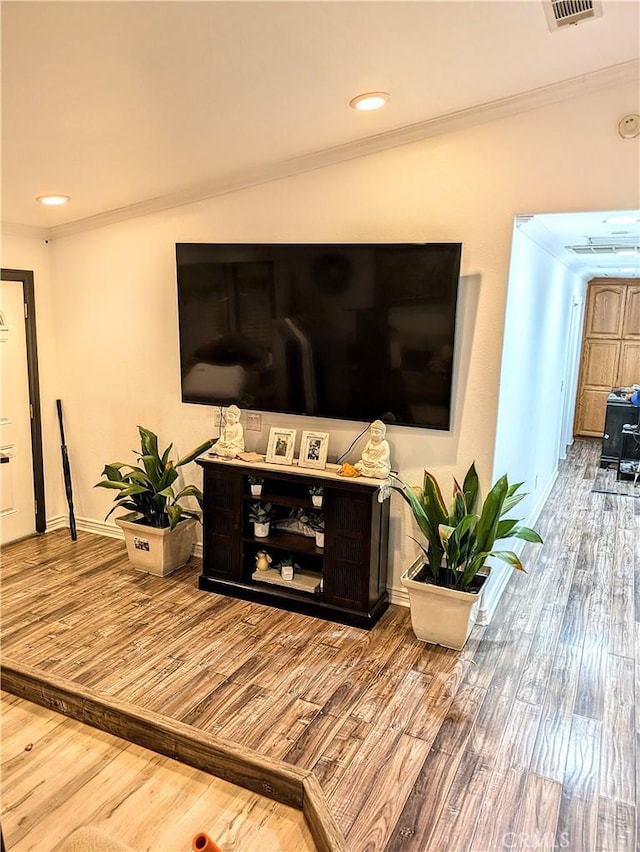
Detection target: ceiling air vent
<box><xmin>566</xmin><ymin>243</ymin><xmax>640</xmax><ymax>256</ymax></box>
<box><xmin>544</xmin><ymin>0</ymin><xmax>602</xmax><ymax>31</ymax></box>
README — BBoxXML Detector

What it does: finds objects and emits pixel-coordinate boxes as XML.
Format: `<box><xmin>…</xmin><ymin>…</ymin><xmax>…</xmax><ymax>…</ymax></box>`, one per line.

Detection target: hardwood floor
<box><xmin>1</xmin><ymin>691</ymin><xmax>315</xmax><ymax>851</ymax></box>
<box><xmin>1</xmin><ymin>439</ymin><xmax>637</xmax><ymax>851</ymax></box>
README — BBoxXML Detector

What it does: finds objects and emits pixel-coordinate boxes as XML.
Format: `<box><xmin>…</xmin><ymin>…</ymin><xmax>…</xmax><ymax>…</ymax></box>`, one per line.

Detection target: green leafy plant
<box><xmin>275</xmin><ymin>556</ymin><xmax>294</xmax><ymax>571</ymax></box>
<box><xmin>248</xmin><ymin>475</ymin><xmax>264</xmax><ymax>485</ymax></box>
<box><xmin>308</xmin><ymin>485</ymin><xmax>324</xmax><ymax>496</ymax></box>
<box><xmin>307</xmin><ymin>511</ymin><xmax>325</xmax><ymax>532</ymax></box>
<box><xmin>390</xmin><ymin>463</ymin><xmax>543</xmax><ymax>591</ymax></box>
<box><xmin>248</xmin><ymin>502</ymin><xmax>274</xmax><ymax>524</ymax></box>
<box><xmin>95</xmin><ymin>427</ymin><xmax>213</xmax><ymax>530</ymax></box>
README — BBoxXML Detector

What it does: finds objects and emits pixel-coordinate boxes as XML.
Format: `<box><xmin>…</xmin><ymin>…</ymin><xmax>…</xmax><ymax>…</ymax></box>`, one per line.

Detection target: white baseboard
<box><xmin>477</xmin><ymin>467</ymin><xmax>558</xmax><ymax>626</ymax></box>
<box><xmin>46</xmin><ymin>514</ymin><xmax>126</xmax><ymax>540</ymax></box>
<box><xmin>45</xmin><ymin>514</ymin><xmax>68</xmax><ymax>532</ymax></box>
<box><xmin>49</xmin><ymin>472</ymin><xmax>555</xmax><ymax>622</ymax></box>
<box><xmin>46</xmin><ymin>514</ymin><xmax>203</xmax><ymax>557</ymax></box>
<box><xmin>388</xmin><ymin>585</ymin><xmax>410</xmax><ymax>608</ymax></box>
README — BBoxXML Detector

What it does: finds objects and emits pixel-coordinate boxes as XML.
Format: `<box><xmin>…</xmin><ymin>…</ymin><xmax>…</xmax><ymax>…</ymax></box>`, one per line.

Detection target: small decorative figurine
<box><xmin>354</xmin><ymin>419</ymin><xmax>391</xmax><ymax>480</ymax></box>
<box><xmin>338</xmin><ymin>462</ymin><xmax>360</xmax><ymax>478</ymax></box>
<box><xmin>211</xmin><ymin>405</ymin><xmax>245</xmax><ymax>458</ymax></box>
<box><xmin>255</xmin><ymin>550</ymin><xmax>272</xmax><ymax>572</ymax></box>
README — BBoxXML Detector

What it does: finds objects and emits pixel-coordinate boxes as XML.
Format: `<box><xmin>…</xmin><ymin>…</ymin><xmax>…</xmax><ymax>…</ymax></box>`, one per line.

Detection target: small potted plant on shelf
<box><xmin>276</xmin><ymin>556</ymin><xmax>295</xmax><ymax>581</ymax></box>
<box><xmin>248</xmin><ymin>475</ymin><xmax>264</xmax><ymax>496</ymax></box>
<box><xmin>309</xmin><ymin>485</ymin><xmax>324</xmax><ymax>508</ymax></box>
<box><xmin>308</xmin><ymin>512</ymin><xmax>325</xmax><ymax>548</ymax></box>
<box><xmin>95</xmin><ymin>426</ymin><xmax>213</xmax><ymax>576</ymax></box>
<box><xmin>248</xmin><ymin>502</ymin><xmax>274</xmax><ymax>538</ymax></box>
<box><xmin>390</xmin><ymin>463</ymin><xmax>543</xmax><ymax>650</ymax></box>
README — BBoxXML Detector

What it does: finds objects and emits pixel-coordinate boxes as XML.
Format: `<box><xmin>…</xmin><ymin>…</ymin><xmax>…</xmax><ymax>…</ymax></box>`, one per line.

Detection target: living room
<box><xmin>2</xmin><ymin>2</ymin><xmax>639</xmax><ymax>850</ymax></box>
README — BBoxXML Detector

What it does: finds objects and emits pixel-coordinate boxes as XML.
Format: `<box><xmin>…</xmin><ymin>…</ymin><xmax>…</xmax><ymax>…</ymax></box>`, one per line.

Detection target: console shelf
<box><xmin>196</xmin><ymin>455</ymin><xmax>390</xmax><ymax>628</ymax></box>
<box><xmin>243</xmin><ymin>529</ymin><xmax>323</xmax><ymax>556</ymax></box>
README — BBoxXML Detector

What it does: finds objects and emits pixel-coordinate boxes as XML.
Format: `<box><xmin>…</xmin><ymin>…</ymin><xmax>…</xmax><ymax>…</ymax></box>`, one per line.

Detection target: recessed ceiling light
<box><xmin>349</xmin><ymin>92</ymin><xmax>389</xmax><ymax>112</ymax></box>
<box><xmin>36</xmin><ymin>195</ymin><xmax>70</xmax><ymax>206</ymax></box>
<box><xmin>605</xmin><ymin>214</ymin><xmax>639</xmax><ymax>225</ymax></box>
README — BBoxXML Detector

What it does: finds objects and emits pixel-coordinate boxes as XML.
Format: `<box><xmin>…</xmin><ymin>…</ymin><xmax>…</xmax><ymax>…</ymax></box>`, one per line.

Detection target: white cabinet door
<box><xmin>0</xmin><ymin>278</ymin><xmax>35</xmax><ymax>543</ymax></box>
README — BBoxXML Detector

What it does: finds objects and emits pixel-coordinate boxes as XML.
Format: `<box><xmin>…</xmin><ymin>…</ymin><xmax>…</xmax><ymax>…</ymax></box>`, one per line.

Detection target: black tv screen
<box><xmin>176</xmin><ymin>242</ymin><xmax>462</xmax><ymax>429</ymax></box>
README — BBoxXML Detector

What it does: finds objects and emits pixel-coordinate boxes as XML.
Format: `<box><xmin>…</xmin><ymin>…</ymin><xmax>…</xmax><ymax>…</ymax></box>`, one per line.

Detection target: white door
<box><xmin>0</xmin><ymin>278</ymin><xmax>36</xmax><ymax>543</ymax></box>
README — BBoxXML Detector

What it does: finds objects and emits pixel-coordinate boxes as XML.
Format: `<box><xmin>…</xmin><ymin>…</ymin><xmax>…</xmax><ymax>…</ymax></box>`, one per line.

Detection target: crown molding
<box><xmin>1</xmin><ymin>221</ymin><xmax>50</xmax><ymax>241</ymax></box>
<box><xmin>34</xmin><ymin>59</ymin><xmax>640</xmax><ymax>241</ymax></box>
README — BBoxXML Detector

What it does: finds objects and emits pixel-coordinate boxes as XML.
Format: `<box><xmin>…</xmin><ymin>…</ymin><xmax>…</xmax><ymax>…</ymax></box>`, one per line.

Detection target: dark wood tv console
<box><xmin>196</xmin><ymin>456</ymin><xmax>389</xmax><ymax>628</ymax></box>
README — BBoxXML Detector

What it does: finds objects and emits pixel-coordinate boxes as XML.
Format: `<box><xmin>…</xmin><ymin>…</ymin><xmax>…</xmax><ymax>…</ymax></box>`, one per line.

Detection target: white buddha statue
<box><xmin>354</xmin><ymin>419</ymin><xmax>391</xmax><ymax>479</ymax></box>
<box><xmin>211</xmin><ymin>404</ymin><xmax>245</xmax><ymax>458</ymax></box>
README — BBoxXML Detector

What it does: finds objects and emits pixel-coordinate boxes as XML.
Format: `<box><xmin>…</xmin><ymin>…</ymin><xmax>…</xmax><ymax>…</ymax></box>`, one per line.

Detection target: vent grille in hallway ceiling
<box><xmin>544</xmin><ymin>0</ymin><xmax>602</xmax><ymax>30</ymax></box>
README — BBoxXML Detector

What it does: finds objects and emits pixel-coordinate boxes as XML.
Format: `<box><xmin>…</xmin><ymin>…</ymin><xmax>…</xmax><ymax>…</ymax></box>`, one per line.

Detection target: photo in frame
<box><xmin>298</xmin><ymin>430</ymin><xmax>329</xmax><ymax>470</ymax></box>
<box><xmin>265</xmin><ymin>427</ymin><xmax>297</xmax><ymax>466</ymax></box>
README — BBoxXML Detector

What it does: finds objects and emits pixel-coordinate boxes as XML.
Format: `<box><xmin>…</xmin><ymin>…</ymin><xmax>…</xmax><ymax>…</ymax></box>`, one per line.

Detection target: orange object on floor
<box><xmin>191</xmin><ymin>833</ymin><xmax>222</xmax><ymax>852</ymax></box>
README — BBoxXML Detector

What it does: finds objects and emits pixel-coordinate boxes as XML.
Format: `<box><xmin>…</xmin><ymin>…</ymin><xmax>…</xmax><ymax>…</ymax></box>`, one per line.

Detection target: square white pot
<box><xmin>115</xmin><ymin>513</ymin><xmax>197</xmax><ymax>576</ymax></box>
<box><xmin>401</xmin><ymin>560</ymin><xmax>486</xmax><ymax>650</ymax></box>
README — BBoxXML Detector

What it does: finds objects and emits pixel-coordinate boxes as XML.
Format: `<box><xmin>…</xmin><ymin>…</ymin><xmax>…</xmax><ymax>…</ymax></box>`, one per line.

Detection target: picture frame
<box><xmin>298</xmin><ymin>430</ymin><xmax>329</xmax><ymax>470</ymax></box>
<box><xmin>265</xmin><ymin>427</ymin><xmax>297</xmax><ymax>466</ymax></box>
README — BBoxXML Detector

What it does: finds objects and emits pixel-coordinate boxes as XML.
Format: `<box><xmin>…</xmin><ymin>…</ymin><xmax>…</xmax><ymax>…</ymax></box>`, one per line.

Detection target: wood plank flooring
<box><xmin>1</xmin><ymin>691</ymin><xmax>315</xmax><ymax>851</ymax></box>
<box><xmin>1</xmin><ymin>439</ymin><xmax>637</xmax><ymax>851</ymax></box>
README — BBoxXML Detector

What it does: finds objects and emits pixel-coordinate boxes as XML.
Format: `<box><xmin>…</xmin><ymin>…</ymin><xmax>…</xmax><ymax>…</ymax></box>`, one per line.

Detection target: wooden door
<box><xmin>201</xmin><ymin>466</ymin><xmax>243</xmax><ymax>580</ymax></box>
<box><xmin>619</xmin><ymin>341</ymin><xmax>640</xmax><ymax>386</ymax></box>
<box><xmin>574</xmin><ymin>280</ymin><xmax>640</xmax><ymax>437</ymax></box>
<box><xmin>580</xmin><ymin>339</ymin><xmax>620</xmax><ymax>386</ymax></box>
<box><xmin>578</xmin><ymin>388</ymin><xmax>616</xmax><ymax>435</ymax></box>
<box><xmin>323</xmin><ymin>489</ymin><xmax>371</xmax><ymax>611</ymax></box>
<box><xmin>622</xmin><ymin>284</ymin><xmax>640</xmax><ymax>339</ymax></box>
<box><xmin>583</xmin><ymin>284</ymin><xmax>625</xmax><ymax>337</ymax></box>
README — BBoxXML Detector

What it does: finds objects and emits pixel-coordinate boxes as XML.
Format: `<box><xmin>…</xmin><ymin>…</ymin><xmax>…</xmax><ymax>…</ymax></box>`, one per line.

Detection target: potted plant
<box><xmin>248</xmin><ymin>475</ymin><xmax>264</xmax><ymax>496</ymax></box>
<box><xmin>390</xmin><ymin>463</ymin><xmax>542</xmax><ymax>650</ymax></box>
<box><xmin>95</xmin><ymin>426</ymin><xmax>213</xmax><ymax>576</ymax></box>
<box><xmin>308</xmin><ymin>511</ymin><xmax>325</xmax><ymax>548</ymax></box>
<box><xmin>308</xmin><ymin>485</ymin><xmax>324</xmax><ymax>507</ymax></box>
<box><xmin>276</xmin><ymin>556</ymin><xmax>295</xmax><ymax>581</ymax></box>
<box><xmin>248</xmin><ymin>502</ymin><xmax>274</xmax><ymax>538</ymax></box>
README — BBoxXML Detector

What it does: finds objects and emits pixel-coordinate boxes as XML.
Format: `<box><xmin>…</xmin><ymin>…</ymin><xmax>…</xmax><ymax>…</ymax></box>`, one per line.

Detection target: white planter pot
<box><xmin>400</xmin><ymin>560</ymin><xmax>486</xmax><ymax>650</ymax></box>
<box><xmin>315</xmin><ymin>531</ymin><xmax>325</xmax><ymax>548</ymax></box>
<box><xmin>115</xmin><ymin>513</ymin><xmax>197</xmax><ymax>577</ymax></box>
<box><xmin>254</xmin><ymin>521</ymin><xmax>270</xmax><ymax>538</ymax></box>
<box><xmin>311</xmin><ymin>495</ymin><xmax>323</xmax><ymax>508</ymax></box>
<box><xmin>250</xmin><ymin>484</ymin><xmax>263</xmax><ymax>496</ymax></box>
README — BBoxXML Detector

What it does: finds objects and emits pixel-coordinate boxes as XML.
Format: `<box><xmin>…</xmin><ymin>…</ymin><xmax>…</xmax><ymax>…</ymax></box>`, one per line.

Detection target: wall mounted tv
<box><xmin>176</xmin><ymin>242</ymin><xmax>462</xmax><ymax>430</ymax></box>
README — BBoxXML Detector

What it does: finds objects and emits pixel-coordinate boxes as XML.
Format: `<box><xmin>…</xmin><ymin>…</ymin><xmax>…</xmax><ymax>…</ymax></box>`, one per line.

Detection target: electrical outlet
<box><xmin>212</xmin><ymin>408</ymin><xmax>222</xmax><ymax>427</ymax></box>
<box><xmin>245</xmin><ymin>412</ymin><xmax>262</xmax><ymax>432</ymax></box>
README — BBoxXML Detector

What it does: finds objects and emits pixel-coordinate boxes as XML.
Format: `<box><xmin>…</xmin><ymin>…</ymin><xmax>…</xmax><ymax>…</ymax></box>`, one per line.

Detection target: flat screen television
<box><xmin>176</xmin><ymin>242</ymin><xmax>462</xmax><ymax>429</ymax></box>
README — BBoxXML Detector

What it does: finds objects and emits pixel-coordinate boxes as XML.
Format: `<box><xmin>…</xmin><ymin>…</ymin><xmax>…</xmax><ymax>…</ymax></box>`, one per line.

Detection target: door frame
<box><xmin>1</xmin><ymin>268</ymin><xmax>45</xmax><ymax>533</ymax></box>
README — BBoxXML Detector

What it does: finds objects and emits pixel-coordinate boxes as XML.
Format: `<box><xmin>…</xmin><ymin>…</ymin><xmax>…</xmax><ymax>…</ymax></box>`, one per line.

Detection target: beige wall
<box><xmin>5</xmin><ymin>79</ymin><xmax>639</xmax><ymax>593</ymax></box>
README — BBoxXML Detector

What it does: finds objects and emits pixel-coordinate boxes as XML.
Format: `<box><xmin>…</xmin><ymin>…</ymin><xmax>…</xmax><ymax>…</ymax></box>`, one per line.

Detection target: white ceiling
<box><xmin>518</xmin><ymin>209</ymin><xmax>640</xmax><ymax>280</ymax></box>
<box><xmin>1</xmin><ymin>1</ymin><xmax>639</xmax><ymax>277</ymax></box>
